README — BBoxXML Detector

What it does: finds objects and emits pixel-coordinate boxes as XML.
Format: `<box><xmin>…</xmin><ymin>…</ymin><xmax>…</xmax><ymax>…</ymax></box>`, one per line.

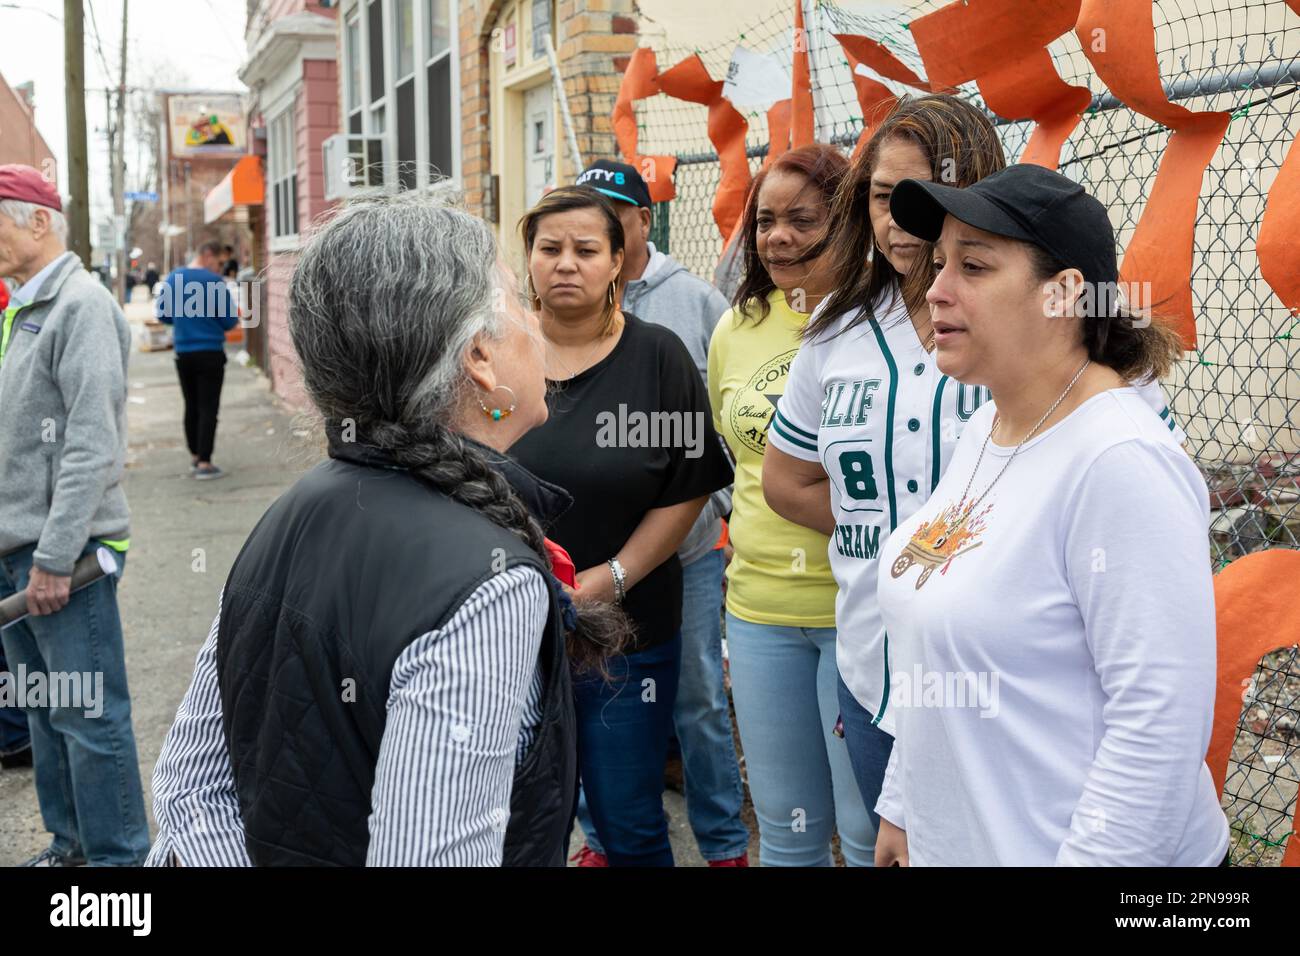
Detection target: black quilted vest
<box><xmin>215</xmin><ymin>436</ymin><xmax>576</xmax><ymax>866</ymax></box>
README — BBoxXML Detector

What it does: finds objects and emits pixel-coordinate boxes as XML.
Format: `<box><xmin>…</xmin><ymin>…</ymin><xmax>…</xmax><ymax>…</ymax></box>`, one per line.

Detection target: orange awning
<box><xmin>204</xmin><ymin>155</ymin><xmax>265</xmax><ymax>224</ymax></box>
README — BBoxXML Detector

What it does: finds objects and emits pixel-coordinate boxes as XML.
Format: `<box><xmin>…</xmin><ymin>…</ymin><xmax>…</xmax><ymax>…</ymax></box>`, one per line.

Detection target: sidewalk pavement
<box><xmin>0</xmin><ymin>296</ymin><xmax>726</xmax><ymax>867</ymax></box>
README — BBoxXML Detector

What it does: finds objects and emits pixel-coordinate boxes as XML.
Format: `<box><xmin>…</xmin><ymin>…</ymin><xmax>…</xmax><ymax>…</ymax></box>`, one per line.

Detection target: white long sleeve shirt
<box><xmin>875</xmin><ymin>387</ymin><xmax>1229</xmax><ymax>866</ymax></box>
<box><xmin>145</xmin><ymin>566</ymin><xmax>548</xmax><ymax>867</ymax></box>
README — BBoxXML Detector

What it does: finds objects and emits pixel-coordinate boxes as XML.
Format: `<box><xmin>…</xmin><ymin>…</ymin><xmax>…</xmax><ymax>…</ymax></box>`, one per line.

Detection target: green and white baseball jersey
<box><xmin>769</xmin><ymin>288</ymin><xmax>987</xmax><ymax>733</ymax></box>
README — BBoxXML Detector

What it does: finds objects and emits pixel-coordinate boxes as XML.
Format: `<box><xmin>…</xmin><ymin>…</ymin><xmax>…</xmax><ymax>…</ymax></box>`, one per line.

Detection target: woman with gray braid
<box><xmin>145</xmin><ymin>191</ymin><xmax>629</xmax><ymax>867</ymax></box>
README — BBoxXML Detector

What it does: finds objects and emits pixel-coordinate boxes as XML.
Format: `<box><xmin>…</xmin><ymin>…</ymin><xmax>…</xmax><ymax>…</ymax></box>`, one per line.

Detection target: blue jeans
<box><xmin>836</xmin><ymin>672</ymin><xmax>895</xmax><ymax>833</ymax></box>
<box><xmin>573</xmin><ymin>634</ymin><xmax>682</xmax><ymax>866</ymax></box>
<box><xmin>579</xmin><ymin>550</ymin><xmax>748</xmax><ymax>861</ymax></box>
<box><xmin>0</xmin><ymin>639</ymin><xmax>31</xmax><ymax>755</ymax></box>
<box><xmin>725</xmin><ymin>613</ymin><xmax>876</xmax><ymax>866</ymax></box>
<box><xmin>0</xmin><ymin>542</ymin><xmax>150</xmax><ymax>865</ymax></box>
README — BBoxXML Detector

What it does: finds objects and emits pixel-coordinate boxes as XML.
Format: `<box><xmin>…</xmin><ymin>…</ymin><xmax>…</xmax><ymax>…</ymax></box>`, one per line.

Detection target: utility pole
<box><xmin>63</xmin><ymin>0</ymin><xmax>91</xmax><ymax>266</ymax></box>
<box><xmin>112</xmin><ymin>0</ymin><xmax>129</xmax><ymax>305</ymax></box>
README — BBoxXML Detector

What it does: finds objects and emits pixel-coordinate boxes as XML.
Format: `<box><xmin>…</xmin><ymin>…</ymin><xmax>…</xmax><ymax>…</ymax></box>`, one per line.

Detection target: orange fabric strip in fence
<box><xmin>656</xmin><ymin>55</ymin><xmax>753</xmax><ymax>241</ymax></box>
<box><xmin>907</xmin><ymin>0</ymin><xmax>1082</xmax><ymax>91</ymax></box>
<box><xmin>1257</xmin><ymin>131</ymin><xmax>1300</xmax><ymax>330</ymax></box>
<box><xmin>1076</xmin><ymin>0</ymin><xmax>1230</xmax><ymax>349</ymax></box>
<box><xmin>612</xmin><ymin>47</ymin><xmax>677</xmax><ymax>203</ymax></box>
<box><xmin>1208</xmin><ymin>549</ymin><xmax>1300</xmax><ymax>866</ymax></box>
<box><xmin>832</xmin><ymin>33</ymin><xmax>927</xmax><ymax>159</ymax></box>
<box><xmin>611</xmin><ymin>46</ymin><xmax>753</xmax><ymax>242</ymax></box>
<box><xmin>791</xmin><ymin>0</ymin><xmax>815</xmax><ymax>149</ymax></box>
<box><xmin>764</xmin><ymin>99</ymin><xmax>793</xmax><ymax>170</ymax></box>
<box><xmin>907</xmin><ymin>0</ymin><xmax>1088</xmax><ymax>171</ymax></box>
<box><xmin>976</xmin><ymin>47</ymin><xmax>1091</xmax><ymax>171</ymax></box>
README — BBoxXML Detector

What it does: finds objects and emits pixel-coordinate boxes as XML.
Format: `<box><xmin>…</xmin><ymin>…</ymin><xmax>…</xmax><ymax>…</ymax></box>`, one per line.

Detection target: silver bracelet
<box><xmin>607</xmin><ymin>558</ymin><xmax>627</xmax><ymax>603</ymax></box>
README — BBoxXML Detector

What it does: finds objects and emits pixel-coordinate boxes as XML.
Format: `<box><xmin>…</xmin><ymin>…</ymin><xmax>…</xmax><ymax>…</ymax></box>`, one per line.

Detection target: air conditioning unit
<box><xmin>323</xmin><ymin>133</ymin><xmax>387</xmax><ymax>200</ymax></box>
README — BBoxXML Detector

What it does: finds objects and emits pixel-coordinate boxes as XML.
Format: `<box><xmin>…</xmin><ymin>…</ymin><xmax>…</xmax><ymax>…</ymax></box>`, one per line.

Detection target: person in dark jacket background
<box><xmin>146</xmin><ymin>191</ymin><xmax>628</xmax><ymax>866</ymax></box>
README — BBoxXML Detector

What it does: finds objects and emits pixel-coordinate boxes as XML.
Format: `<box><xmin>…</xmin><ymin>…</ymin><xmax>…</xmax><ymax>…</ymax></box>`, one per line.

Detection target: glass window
<box><xmin>426</xmin><ymin>56</ymin><xmax>451</xmax><ymax>180</ymax></box>
<box><xmin>367</xmin><ymin>0</ymin><xmax>384</xmax><ymax>105</ymax></box>
<box><xmin>426</xmin><ymin>0</ymin><xmax>450</xmax><ymax>60</ymax></box>
<box><xmin>394</xmin><ymin>0</ymin><xmax>414</xmax><ymax>79</ymax></box>
<box><xmin>531</xmin><ymin>0</ymin><xmax>551</xmax><ymax>60</ymax></box>
<box><xmin>269</xmin><ymin>108</ymin><xmax>298</xmax><ymax>239</ymax></box>
<box><xmin>345</xmin><ymin>15</ymin><xmax>361</xmax><ymax>113</ymax></box>
<box><xmin>396</xmin><ymin>80</ymin><xmax>416</xmax><ymax>190</ymax></box>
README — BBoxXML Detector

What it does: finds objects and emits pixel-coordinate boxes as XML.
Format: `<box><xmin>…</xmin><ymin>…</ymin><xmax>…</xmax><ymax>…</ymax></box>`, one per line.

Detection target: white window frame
<box><xmin>268</xmin><ymin>104</ymin><xmax>299</xmax><ymax>251</ymax></box>
<box><xmin>344</xmin><ymin>10</ymin><xmax>363</xmax><ymax>131</ymax></box>
<box><xmin>345</xmin><ymin>0</ymin><xmax>460</xmax><ymax>191</ymax></box>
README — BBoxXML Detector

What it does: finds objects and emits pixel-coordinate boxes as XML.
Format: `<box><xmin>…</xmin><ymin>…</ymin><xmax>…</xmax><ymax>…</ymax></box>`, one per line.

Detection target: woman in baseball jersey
<box><xmin>871</xmin><ymin>164</ymin><xmax>1228</xmax><ymax>866</ymax></box>
<box><xmin>706</xmin><ymin>144</ymin><xmax>874</xmax><ymax>866</ymax></box>
<box><xmin>762</xmin><ymin>96</ymin><xmax>1006</xmax><ymax>836</ymax></box>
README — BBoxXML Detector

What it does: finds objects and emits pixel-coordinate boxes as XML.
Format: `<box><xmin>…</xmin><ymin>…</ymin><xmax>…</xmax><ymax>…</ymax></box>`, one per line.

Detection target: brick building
<box><xmin>0</xmin><ymin>73</ymin><xmax>56</xmax><ymax>179</ymax></box>
<box><xmin>238</xmin><ymin>0</ymin><xmax>339</xmax><ymax>406</ymax></box>
<box><xmin>459</xmin><ymin>0</ymin><xmax>637</xmax><ymax>263</ymax></box>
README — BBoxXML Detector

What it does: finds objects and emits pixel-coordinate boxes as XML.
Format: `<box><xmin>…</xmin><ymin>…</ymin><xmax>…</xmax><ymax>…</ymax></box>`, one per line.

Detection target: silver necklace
<box><xmin>949</xmin><ymin>357</ymin><xmax>1091</xmax><ymax>531</ymax></box>
<box><xmin>546</xmin><ymin>314</ymin><xmax>621</xmax><ymax>381</ymax></box>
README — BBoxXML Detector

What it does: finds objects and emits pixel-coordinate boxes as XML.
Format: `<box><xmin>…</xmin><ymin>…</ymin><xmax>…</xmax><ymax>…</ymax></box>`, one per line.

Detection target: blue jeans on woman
<box><xmin>577</xmin><ymin>550</ymin><xmax>749</xmax><ymax>861</ymax></box>
<box><xmin>836</xmin><ymin>672</ymin><xmax>895</xmax><ymax>833</ymax></box>
<box><xmin>573</xmin><ymin>633</ymin><xmax>682</xmax><ymax>866</ymax></box>
<box><xmin>0</xmin><ymin>541</ymin><xmax>150</xmax><ymax>865</ymax></box>
<box><xmin>725</xmin><ymin>613</ymin><xmax>876</xmax><ymax>866</ymax></box>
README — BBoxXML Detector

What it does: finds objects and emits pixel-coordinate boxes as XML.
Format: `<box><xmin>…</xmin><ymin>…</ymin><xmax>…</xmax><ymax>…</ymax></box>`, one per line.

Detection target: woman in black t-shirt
<box><xmin>510</xmin><ymin>186</ymin><xmax>733</xmax><ymax>866</ymax></box>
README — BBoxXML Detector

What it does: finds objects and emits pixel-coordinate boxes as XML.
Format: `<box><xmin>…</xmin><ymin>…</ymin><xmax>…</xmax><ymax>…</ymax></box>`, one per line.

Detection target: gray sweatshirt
<box><xmin>0</xmin><ymin>252</ymin><xmax>131</xmax><ymax>574</ymax></box>
<box><xmin>622</xmin><ymin>244</ymin><xmax>733</xmax><ymax>567</ymax></box>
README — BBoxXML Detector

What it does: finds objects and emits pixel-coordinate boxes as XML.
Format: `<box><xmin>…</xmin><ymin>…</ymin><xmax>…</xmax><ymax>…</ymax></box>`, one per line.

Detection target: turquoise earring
<box><xmin>478</xmin><ymin>385</ymin><xmax>517</xmax><ymax>422</ymax></box>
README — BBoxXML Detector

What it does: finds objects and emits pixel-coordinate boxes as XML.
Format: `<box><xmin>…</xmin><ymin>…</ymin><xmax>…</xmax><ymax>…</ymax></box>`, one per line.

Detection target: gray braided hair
<box><xmin>289</xmin><ymin>190</ymin><xmax>629</xmax><ymax>670</ymax></box>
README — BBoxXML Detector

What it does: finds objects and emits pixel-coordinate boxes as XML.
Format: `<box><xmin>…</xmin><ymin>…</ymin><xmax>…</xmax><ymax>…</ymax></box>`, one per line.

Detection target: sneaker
<box><xmin>0</xmin><ymin>744</ymin><xmax>33</xmax><ymax>769</ymax></box>
<box><xmin>707</xmin><ymin>853</ymin><xmax>750</xmax><ymax>867</ymax></box>
<box><xmin>20</xmin><ymin>847</ymin><xmax>87</xmax><ymax>867</ymax></box>
<box><xmin>193</xmin><ymin>464</ymin><xmax>226</xmax><ymax>480</ymax></box>
<box><xmin>570</xmin><ymin>844</ymin><xmax>610</xmax><ymax>867</ymax></box>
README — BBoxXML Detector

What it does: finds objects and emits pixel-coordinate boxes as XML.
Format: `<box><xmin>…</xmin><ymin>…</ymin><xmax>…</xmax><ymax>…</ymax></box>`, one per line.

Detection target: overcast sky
<box><xmin>0</xmin><ymin>0</ymin><xmax>248</xmax><ymax>226</ymax></box>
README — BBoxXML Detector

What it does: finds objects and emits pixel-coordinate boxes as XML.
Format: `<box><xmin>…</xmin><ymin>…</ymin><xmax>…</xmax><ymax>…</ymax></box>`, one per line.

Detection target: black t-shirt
<box><xmin>510</xmin><ymin>312</ymin><xmax>733</xmax><ymax>650</ymax></box>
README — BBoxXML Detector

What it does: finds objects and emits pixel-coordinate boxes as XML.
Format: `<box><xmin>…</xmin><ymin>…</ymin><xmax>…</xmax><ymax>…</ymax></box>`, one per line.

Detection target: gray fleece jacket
<box><xmin>0</xmin><ymin>252</ymin><xmax>131</xmax><ymax>575</ymax></box>
<box><xmin>622</xmin><ymin>243</ymin><xmax>734</xmax><ymax>566</ymax></box>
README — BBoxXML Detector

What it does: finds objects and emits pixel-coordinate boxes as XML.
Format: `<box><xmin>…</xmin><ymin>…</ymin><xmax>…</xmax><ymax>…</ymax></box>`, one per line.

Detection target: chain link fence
<box><xmin>629</xmin><ymin>0</ymin><xmax>1300</xmax><ymax>865</ymax></box>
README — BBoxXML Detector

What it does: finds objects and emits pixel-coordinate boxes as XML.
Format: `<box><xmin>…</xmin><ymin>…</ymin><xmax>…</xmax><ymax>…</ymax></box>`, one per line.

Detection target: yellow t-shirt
<box><xmin>707</xmin><ymin>289</ymin><xmax>837</xmax><ymax>627</ymax></box>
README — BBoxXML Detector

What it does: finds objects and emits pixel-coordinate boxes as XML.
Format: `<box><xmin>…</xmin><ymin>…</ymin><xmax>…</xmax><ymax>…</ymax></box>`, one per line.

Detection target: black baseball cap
<box><xmin>890</xmin><ymin>164</ymin><xmax>1119</xmax><ymax>299</ymax></box>
<box><xmin>576</xmin><ymin>160</ymin><xmax>652</xmax><ymax>209</ymax></box>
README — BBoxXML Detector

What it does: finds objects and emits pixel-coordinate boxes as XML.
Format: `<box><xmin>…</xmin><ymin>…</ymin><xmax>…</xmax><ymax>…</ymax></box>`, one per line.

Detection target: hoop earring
<box><xmin>478</xmin><ymin>385</ymin><xmax>517</xmax><ymax>422</ymax></box>
<box><xmin>608</xmin><ymin>282</ymin><xmax>616</xmax><ymax>306</ymax></box>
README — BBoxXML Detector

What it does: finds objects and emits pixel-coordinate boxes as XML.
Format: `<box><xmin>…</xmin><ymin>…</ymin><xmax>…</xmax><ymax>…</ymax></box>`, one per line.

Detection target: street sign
<box><xmin>124</xmin><ymin>191</ymin><xmax>160</xmax><ymax>202</ymax></box>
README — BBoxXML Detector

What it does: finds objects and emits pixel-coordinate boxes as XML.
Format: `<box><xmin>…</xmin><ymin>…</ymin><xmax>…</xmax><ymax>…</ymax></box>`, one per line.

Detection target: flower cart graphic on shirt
<box><xmin>890</xmin><ymin>498</ymin><xmax>991</xmax><ymax>590</ymax></box>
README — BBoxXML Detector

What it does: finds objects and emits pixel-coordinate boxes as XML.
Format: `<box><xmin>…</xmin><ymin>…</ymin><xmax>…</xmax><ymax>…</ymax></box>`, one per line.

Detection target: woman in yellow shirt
<box><xmin>706</xmin><ymin>143</ymin><xmax>872</xmax><ymax>866</ymax></box>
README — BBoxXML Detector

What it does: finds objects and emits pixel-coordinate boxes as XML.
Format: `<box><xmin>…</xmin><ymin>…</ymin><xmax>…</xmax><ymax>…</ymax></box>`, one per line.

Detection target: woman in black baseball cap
<box><xmin>870</xmin><ymin>165</ymin><xmax>1230</xmax><ymax>867</ymax></box>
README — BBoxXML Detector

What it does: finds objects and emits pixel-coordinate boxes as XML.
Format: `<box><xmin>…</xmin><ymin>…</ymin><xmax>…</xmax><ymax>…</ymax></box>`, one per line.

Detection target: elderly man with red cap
<box><xmin>0</xmin><ymin>164</ymin><xmax>149</xmax><ymax>866</ymax></box>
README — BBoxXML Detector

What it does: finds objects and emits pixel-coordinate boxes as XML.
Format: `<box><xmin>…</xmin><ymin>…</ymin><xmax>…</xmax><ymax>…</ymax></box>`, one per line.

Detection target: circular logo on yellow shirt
<box><xmin>731</xmin><ymin>349</ymin><xmax>799</xmax><ymax>455</ymax></box>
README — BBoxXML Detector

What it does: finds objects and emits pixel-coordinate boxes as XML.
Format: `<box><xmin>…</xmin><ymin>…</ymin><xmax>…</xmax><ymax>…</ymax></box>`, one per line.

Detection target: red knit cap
<box><xmin>0</xmin><ymin>164</ymin><xmax>62</xmax><ymax>212</ymax></box>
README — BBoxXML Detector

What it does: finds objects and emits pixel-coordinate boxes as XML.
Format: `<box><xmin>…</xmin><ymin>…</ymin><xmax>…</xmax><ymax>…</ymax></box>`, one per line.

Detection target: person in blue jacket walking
<box><xmin>156</xmin><ymin>241</ymin><xmax>239</xmax><ymax>479</ymax></box>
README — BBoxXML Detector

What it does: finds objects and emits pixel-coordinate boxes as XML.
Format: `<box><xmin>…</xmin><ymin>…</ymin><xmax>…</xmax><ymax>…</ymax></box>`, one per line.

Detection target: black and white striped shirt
<box><xmin>144</xmin><ymin>565</ymin><xmax>549</xmax><ymax>867</ymax></box>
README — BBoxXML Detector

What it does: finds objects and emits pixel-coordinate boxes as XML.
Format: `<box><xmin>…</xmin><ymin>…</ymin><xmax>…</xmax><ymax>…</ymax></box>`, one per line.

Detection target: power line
<box><xmin>83</xmin><ymin>0</ymin><xmax>114</xmax><ymax>86</ymax></box>
<box><xmin>200</xmin><ymin>0</ymin><xmax>241</xmax><ymax>58</ymax></box>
